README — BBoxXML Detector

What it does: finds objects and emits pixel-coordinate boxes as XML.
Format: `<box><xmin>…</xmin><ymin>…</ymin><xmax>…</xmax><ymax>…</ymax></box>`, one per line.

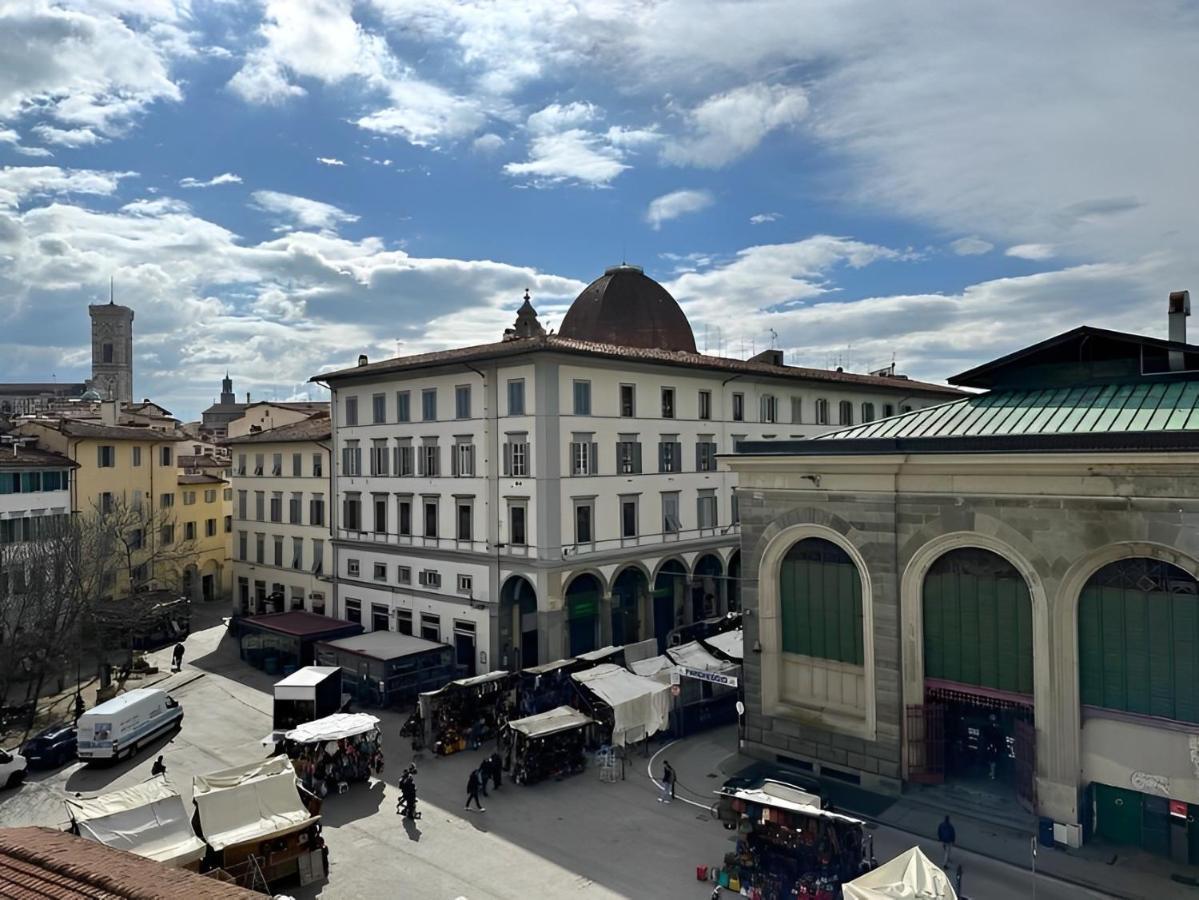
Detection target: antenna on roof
<box><xmin>769</xmin><ymin>328</ymin><xmax>778</xmax><ymax>349</ymax></box>
<box><xmin>109</xmin><ymin>275</ymin><xmax>114</xmax><ymax>305</ymax></box>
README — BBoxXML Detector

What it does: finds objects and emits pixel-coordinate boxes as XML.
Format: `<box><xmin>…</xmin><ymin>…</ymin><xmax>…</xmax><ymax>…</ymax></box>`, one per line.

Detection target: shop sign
<box><xmin>1170</xmin><ymin>799</ymin><xmax>1188</xmax><ymax>819</ymax></box>
<box><xmin>679</xmin><ymin>665</ymin><xmax>738</xmax><ymax>688</ymax></box>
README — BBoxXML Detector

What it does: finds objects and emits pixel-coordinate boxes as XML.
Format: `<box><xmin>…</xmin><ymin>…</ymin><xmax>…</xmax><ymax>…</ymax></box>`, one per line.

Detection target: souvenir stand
<box><xmin>570</xmin><ymin>663</ymin><xmax>671</xmax><ymax>748</ymax></box>
<box><xmin>64</xmin><ymin>778</ymin><xmax>207</xmax><ymax>869</ymax></box>
<box><xmin>518</xmin><ymin>659</ymin><xmax>577</xmax><ymax>716</ymax></box>
<box><xmin>419</xmin><ymin>670</ymin><xmax>515</xmax><ymax>755</ymax></box>
<box><xmin>665</xmin><ymin>639</ymin><xmax>741</xmax><ymax>735</ymax></box>
<box><xmin>701</xmin><ymin>627</ymin><xmax>744</xmax><ymax>664</ymax></box>
<box><xmin>711</xmin><ymin>779</ymin><xmax>869</xmax><ymax>899</ymax></box>
<box><xmin>271</xmin><ymin>713</ymin><xmax>383</xmax><ymax>799</ymax></box>
<box><xmin>842</xmin><ymin>847</ymin><xmax>957</xmax><ymax>900</ymax></box>
<box><xmin>502</xmin><ymin>705</ymin><xmax>594</xmax><ymax>785</ymax></box>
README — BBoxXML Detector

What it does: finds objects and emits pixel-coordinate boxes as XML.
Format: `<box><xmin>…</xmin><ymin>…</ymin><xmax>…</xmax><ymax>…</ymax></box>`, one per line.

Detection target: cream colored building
<box><xmin>176</xmin><ymin>471</ymin><xmax>231</xmax><ymax>603</ymax></box>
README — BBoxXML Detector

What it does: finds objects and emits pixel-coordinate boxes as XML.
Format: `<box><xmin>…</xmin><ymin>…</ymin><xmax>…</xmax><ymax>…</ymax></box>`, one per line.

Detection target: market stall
<box><xmin>518</xmin><ymin>659</ymin><xmax>577</xmax><ymax>716</ymax></box>
<box><xmin>315</xmin><ymin>631</ymin><xmax>457</xmax><ymax>707</ymax></box>
<box><xmin>842</xmin><ymin>847</ymin><xmax>957</xmax><ymax>899</ymax></box>
<box><xmin>711</xmin><ymin>779</ymin><xmax>869</xmax><ymax>899</ymax></box>
<box><xmin>701</xmin><ymin>627</ymin><xmax>744</xmax><ymax>663</ymax></box>
<box><xmin>419</xmin><ymin>670</ymin><xmax>515</xmax><ymax>755</ymax></box>
<box><xmin>627</xmin><ymin>654</ymin><xmax>675</xmax><ymax>683</ymax></box>
<box><xmin>570</xmin><ymin>663</ymin><xmax>671</xmax><ymax>747</ymax></box>
<box><xmin>64</xmin><ymin>778</ymin><xmax>206</xmax><ymax>869</ymax></box>
<box><xmin>191</xmin><ymin>756</ymin><xmax>323</xmax><ymax>888</ymax></box>
<box><xmin>273</xmin><ymin>713</ymin><xmax>383</xmax><ymax>798</ymax></box>
<box><xmin>236</xmin><ymin>611</ymin><xmax>362</xmax><ymax>674</ymax></box>
<box><xmin>666</xmin><ymin>639</ymin><xmax>740</xmax><ymax>734</ymax></box>
<box><xmin>503</xmin><ymin>705</ymin><xmax>594</xmax><ymax>785</ymax></box>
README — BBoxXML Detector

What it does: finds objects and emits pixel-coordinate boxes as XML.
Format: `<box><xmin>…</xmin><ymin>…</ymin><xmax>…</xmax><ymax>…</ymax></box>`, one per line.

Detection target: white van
<box><xmin>76</xmin><ymin>688</ymin><xmax>184</xmax><ymax>762</ymax></box>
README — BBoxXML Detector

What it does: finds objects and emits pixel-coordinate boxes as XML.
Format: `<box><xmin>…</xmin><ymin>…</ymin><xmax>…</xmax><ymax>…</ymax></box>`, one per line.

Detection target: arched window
<box><xmin>815</xmin><ymin>398</ymin><xmax>830</xmax><ymax>425</ymax></box>
<box><xmin>861</xmin><ymin>402</ymin><xmax>875</xmax><ymax>423</ymax></box>
<box><xmin>779</xmin><ymin>538</ymin><xmax>863</xmax><ymax>664</ymax></box>
<box><xmin>838</xmin><ymin>400</ymin><xmax>853</xmax><ymax>426</ymax></box>
<box><xmin>1078</xmin><ymin>558</ymin><xmax>1199</xmax><ymax>723</ymax></box>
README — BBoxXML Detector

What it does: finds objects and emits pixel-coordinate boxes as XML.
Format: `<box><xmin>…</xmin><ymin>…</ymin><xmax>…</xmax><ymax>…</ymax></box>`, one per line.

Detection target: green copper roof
<box><xmin>822</xmin><ymin>380</ymin><xmax>1199</xmax><ymax>441</ymax></box>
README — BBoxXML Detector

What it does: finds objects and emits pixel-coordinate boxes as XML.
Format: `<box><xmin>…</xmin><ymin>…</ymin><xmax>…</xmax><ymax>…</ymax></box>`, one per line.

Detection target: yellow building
<box><xmin>176</xmin><ymin>471</ymin><xmax>232</xmax><ymax>602</ymax></box>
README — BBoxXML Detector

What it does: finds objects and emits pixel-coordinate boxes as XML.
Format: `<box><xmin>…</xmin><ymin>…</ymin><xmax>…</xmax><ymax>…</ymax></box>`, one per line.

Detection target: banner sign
<box><xmin>678</xmin><ymin>666</ymin><xmax>739</xmax><ymax>688</ymax></box>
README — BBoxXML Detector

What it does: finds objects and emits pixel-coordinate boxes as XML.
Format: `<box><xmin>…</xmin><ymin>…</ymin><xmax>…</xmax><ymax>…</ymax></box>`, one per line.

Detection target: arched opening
<box><xmin>653</xmin><ymin>560</ymin><xmax>688</xmax><ymax>652</ymax></box>
<box><xmin>500</xmin><ymin>576</ymin><xmax>539</xmax><ymax>669</ymax></box>
<box><xmin>727</xmin><ymin>550</ymin><xmax>742</xmax><ymax>611</ymax></box>
<box><xmin>919</xmin><ymin>547</ymin><xmax>1034</xmax><ymax>805</ymax></box>
<box><xmin>780</xmin><ymin>538</ymin><xmax>863</xmax><ymax>664</ymax></box>
<box><xmin>182</xmin><ymin>565</ymin><xmax>200</xmax><ymax>604</ymax></box>
<box><xmin>611</xmin><ymin>567</ymin><xmax>648</xmax><ymax>647</ymax></box>
<box><xmin>692</xmin><ymin>553</ymin><xmax>724</xmax><ymax>622</ymax></box>
<box><xmin>565</xmin><ymin>573</ymin><xmax>602</xmax><ymax>656</ymax></box>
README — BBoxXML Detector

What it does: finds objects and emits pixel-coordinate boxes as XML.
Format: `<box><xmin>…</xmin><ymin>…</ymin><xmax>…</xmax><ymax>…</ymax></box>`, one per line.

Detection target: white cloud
<box><xmin>662</xmin><ymin>83</ymin><xmax>808</xmax><ymax>168</ymax></box>
<box><xmin>179</xmin><ymin>172</ymin><xmax>242</xmax><ymax>189</ymax></box>
<box><xmin>503</xmin><ymin>129</ymin><xmax>629</xmax><ymax>187</ymax></box>
<box><xmin>32</xmin><ymin>125</ymin><xmax>101</xmax><ymax>147</ymax></box>
<box><xmin>316</xmin><ymin>157</ymin><xmax>345</xmax><ymax>166</ymax></box>
<box><xmin>121</xmin><ymin>197</ymin><xmax>190</xmax><ymax>216</ymax></box>
<box><xmin>0</xmin><ymin>165</ymin><xmax>135</xmax><ymax>209</ymax></box>
<box><xmin>355</xmin><ymin>80</ymin><xmax>485</xmax><ymax>146</ymax></box>
<box><xmin>250</xmin><ymin>189</ymin><xmax>359</xmax><ymax>232</ymax></box>
<box><xmin>750</xmin><ymin>212</ymin><xmax>781</xmax><ymax>225</ymax></box>
<box><xmin>645</xmin><ymin>189</ymin><xmax>713</xmax><ymax>230</ymax></box>
<box><xmin>472</xmin><ymin>133</ymin><xmax>505</xmax><ymax>153</ymax></box>
<box><xmin>0</xmin><ymin>129</ymin><xmax>18</xmax><ymax>144</ymax></box>
<box><xmin>526</xmin><ymin>102</ymin><xmax>598</xmax><ymax>135</ymax></box>
<box><xmin>1006</xmin><ymin>243</ymin><xmax>1055</xmax><ymax>261</ymax></box>
<box><xmin>950</xmin><ymin>236</ymin><xmax>993</xmax><ymax>256</ymax></box>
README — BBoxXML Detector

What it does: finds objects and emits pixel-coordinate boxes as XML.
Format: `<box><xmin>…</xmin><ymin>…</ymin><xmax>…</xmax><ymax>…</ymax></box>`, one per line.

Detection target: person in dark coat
<box><xmin>171</xmin><ymin>643</ymin><xmax>185</xmax><ymax>672</ymax></box>
<box><xmin>465</xmin><ymin>768</ymin><xmax>485</xmax><ymax>811</ymax></box>
<box><xmin>151</xmin><ymin>755</ymin><xmax>167</xmax><ymax>777</ymax></box>
<box><xmin>487</xmin><ymin>751</ymin><xmax>503</xmax><ymax>789</ymax></box>
<box><xmin>938</xmin><ymin>815</ymin><xmax>956</xmax><ymax>868</ymax></box>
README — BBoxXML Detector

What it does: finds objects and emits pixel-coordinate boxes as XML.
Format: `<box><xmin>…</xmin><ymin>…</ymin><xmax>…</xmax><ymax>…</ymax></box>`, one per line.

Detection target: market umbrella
<box><xmin>842</xmin><ymin>846</ymin><xmax>957</xmax><ymax>899</ymax></box>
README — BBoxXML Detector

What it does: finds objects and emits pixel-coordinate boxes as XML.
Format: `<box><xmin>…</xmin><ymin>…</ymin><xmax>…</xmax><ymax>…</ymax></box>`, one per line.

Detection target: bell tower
<box><xmin>88</xmin><ymin>292</ymin><xmax>135</xmax><ymax>405</ymax></box>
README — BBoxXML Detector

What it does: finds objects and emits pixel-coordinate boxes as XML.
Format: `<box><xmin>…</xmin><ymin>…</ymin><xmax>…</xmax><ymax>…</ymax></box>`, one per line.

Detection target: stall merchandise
<box><xmin>503</xmin><ymin>705</ymin><xmax>593</xmax><ymax>785</ymax></box>
<box><xmin>842</xmin><ymin>847</ymin><xmax>957</xmax><ymax>900</ymax></box>
<box><xmin>279</xmin><ymin>713</ymin><xmax>383</xmax><ymax>798</ymax></box>
<box><xmin>64</xmin><ymin>778</ymin><xmax>206</xmax><ymax>868</ymax></box>
<box><xmin>712</xmin><ymin>779</ymin><xmax>868</xmax><ymax>900</ymax></box>
<box><xmin>571</xmin><ymin>664</ymin><xmax>671</xmax><ymax>746</ymax></box>
<box><xmin>419</xmin><ymin>671</ymin><xmax>514</xmax><ymax>755</ymax></box>
<box><xmin>518</xmin><ymin>659</ymin><xmax>576</xmax><ymax>716</ymax></box>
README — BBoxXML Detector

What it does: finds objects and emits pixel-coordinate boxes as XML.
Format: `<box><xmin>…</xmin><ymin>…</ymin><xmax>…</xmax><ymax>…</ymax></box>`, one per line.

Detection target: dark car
<box><xmin>19</xmin><ymin>723</ymin><xmax>77</xmax><ymax>769</ymax></box>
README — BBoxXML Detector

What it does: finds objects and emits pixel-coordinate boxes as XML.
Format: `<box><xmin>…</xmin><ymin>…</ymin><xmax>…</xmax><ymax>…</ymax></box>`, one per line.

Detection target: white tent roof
<box><xmin>720</xmin><ymin>780</ymin><xmax>866</xmax><ymax>827</ymax></box>
<box><xmin>192</xmin><ymin>755</ymin><xmax>317</xmax><ymax>851</ymax></box>
<box><xmin>572</xmin><ymin>664</ymin><xmax>671</xmax><ymax>746</ymax></box>
<box><xmin>575</xmin><ymin>645</ymin><xmax>621</xmax><ymax>662</ymax></box>
<box><xmin>522</xmin><ymin>658</ymin><xmax>575</xmax><ymax>676</ymax></box>
<box><xmin>843</xmin><ymin>847</ymin><xmax>958</xmax><ymax>900</ymax></box>
<box><xmin>421</xmin><ymin>669</ymin><xmax>511</xmax><ymax>698</ymax></box>
<box><xmin>64</xmin><ymin>778</ymin><xmax>206</xmax><ymax>867</ymax></box>
<box><xmin>627</xmin><ymin>655</ymin><xmax>674</xmax><ymax>682</ymax></box>
<box><xmin>284</xmin><ymin>712</ymin><xmax>379</xmax><ymax>743</ymax></box>
<box><xmin>667</xmin><ymin>640</ymin><xmax>738</xmax><ymax>674</ymax></box>
<box><xmin>274</xmin><ymin>666</ymin><xmax>339</xmax><ymax>689</ymax></box>
<box><xmin>702</xmin><ymin>629</ymin><xmax>744</xmax><ymax>661</ymax></box>
<box><xmin>507</xmin><ymin>705</ymin><xmax>593</xmax><ymax>738</ymax></box>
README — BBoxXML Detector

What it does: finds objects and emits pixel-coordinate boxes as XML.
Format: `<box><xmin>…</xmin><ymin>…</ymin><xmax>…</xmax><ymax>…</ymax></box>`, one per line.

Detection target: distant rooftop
<box><xmin>223</xmin><ymin>413</ymin><xmax>331</xmax><ymax>445</ymax></box>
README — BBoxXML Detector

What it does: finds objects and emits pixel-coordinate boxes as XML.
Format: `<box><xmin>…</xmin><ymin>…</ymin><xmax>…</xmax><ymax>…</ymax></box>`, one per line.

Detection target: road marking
<box><xmin>646</xmin><ymin>740</ymin><xmax>711</xmax><ymax>812</ymax></box>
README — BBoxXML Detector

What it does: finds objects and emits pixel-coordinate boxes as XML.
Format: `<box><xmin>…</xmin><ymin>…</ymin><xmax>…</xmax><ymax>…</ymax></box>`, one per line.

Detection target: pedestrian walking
<box><xmin>488</xmin><ymin>751</ymin><xmax>503</xmax><ymax>789</ymax></box>
<box><xmin>658</xmin><ymin>760</ymin><xmax>675</xmax><ymax>803</ymax></box>
<box><xmin>938</xmin><ymin>815</ymin><xmax>956</xmax><ymax>868</ymax></box>
<box><xmin>171</xmin><ymin>642</ymin><xmax>185</xmax><ymax>672</ymax></box>
<box><xmin>477</xmin><ymin>765</ymin><xmax>489</xmax><ymax>798</ymax></box>
<box><xmin>151</xmin><ymin>755</ymin><xmax>167</xmax><ymax>777</ymax></box>
<box><xmin>465</xmin><ymin>768</ymin><xmax>485</xmax><ymax>811</ymax></box>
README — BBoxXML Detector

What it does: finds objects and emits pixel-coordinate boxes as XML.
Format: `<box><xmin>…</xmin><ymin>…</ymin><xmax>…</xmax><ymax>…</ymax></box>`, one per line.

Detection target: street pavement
<box><xmin>0</xmin><ymin>613</ymin><xmax>1122</xmax><ymax>898</ymax></box>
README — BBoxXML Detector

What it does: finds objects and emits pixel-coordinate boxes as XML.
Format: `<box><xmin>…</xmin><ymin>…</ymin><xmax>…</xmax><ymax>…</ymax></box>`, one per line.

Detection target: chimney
<box><xmin>246</xmin><ymin>392</ymin><xmax>251</xmax><ymax>404</ymax></box>
<box><xmin>100</xmin><ymin>399</ymin><xmax>117</xmax><ymax>426</ymax></box>
<box><xmin>1169</xmin><ymin>290</ymin><xmax>1190</xmax><ymax>371</ymax></box>
<box><xmin>357</xmin><ymin>354</ymin><xmax>368</xmax><ymax>367</ymax></box>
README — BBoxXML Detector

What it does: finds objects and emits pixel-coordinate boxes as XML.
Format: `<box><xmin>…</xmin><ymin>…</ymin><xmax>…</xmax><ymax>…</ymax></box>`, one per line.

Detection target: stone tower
<box><xmin>220</xmin><ymin>372</ymin><xmax>236</xmax><ymax>405</ymax></box>
<box><xmin>88</xmin><ymin>299</ymin><xmax>135</xmax><ymax>404</ymax></box>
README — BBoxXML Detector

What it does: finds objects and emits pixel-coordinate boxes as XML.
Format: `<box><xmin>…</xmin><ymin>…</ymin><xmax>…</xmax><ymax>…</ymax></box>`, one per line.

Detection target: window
<box><xmin>570</xmin><ymin>439</ymin><xmax>596</xmax><ymax>476</ymax></box>
<box><xmin>311</xmin><ymin>539</ymin><xmax>324</xmax><ymax>574</ymax></box>
<box><xmin>292</xmin><ymin>453</ymin><xmax>302</xmax><ymax>476</ymax></box>
<box><xmin>398</xmin><ymin>497</ymin><xmax>412</xmax><ymax>536</ymax></box>
<box><xmin>344</xmin><ymin>396</ymin><xmax>358</xmax><ymax>426</ymax></box>
<box><xmin>371</xmin><ymin>604</ymin><xmax>389</xmax><ymax>632</ymax></box>
<box><xmin>574</xmin><ymin>502</ymin><xmax>593</xmax><ymax>544</ymax></box>
<box><xmin>273</xmin><ymin>535</ymin><xmax>283</xmax><ymax>567</ymax></box>
<box><xmin>732</xmin><ymin>392</ymin><xmax>745</xmax><ymax>421</ymax></box>
<box><xmin>291</xmin><ymin>586</ymin><xmax>305</xmax><ymax>611</ymax></box>
<box><xmin>661</xmin><ymin>387</ymin><xmax>675</xmax><ymax>418</ymax></box>
<box><xmin>456</xmin><ymin>502</ymin><xmax>472</xmax><ymax>541</ymax></box>
<box><xmin>97</xmin><ymin>445</ymin><xmax>116</xmax><ymax>467</ymax></box>
<box><xmin>839</xmin><ymin>400</ymin><xmax>854</xmax><ymax>426</ymax></box>
<box><xmin>397</xmin><ymin>566</ymin><xmax>412</xmax><ymax>585</ymax></box>
<box><xmin>183</xmin><ymin>491</ymin><xmax>196</xmax><ymax>505</ymax></box>
<box><xmin>347</xmin><ymin>558</ymin><xmax>360</xmax><ymax>577</ymax></box>
<box><xmin>271</xmin><ymin>453</ymin><xmax>282</xmax><ymax>475</ymax></box>
<box><xmin>102</xmin><ymin>342</ymin><xmax>113</xmax><ymax>363</ymax></box>
<box><xmin>206</xmin><ymin>518</ymin><xmax>217</xmax><ymax>537</ymax></box>
<box><xmin>270</xmin><ymin>492</ymin><xmax>282</xmax><ymax>522</ymax></box>
<box><xmin>224</xmin><ymin>514</ymin><xmax>232</xmax><ymax>533</ymax></box>
<box><xmin>394</xmin><ymin>441</ymin><xmax>414</xmax><ymax>477</ymax></box>
<box><xmin>238</xmin><ymin>531</ymin><xmax>248</xmax><ymax>560</ymax></box>
<box><xmin>815</xmin><ymin>398</ymin><xmax>830</xmax><ymax>425</ymax></box>
<box><xmin>423</xmin><ymin>499</ymin><xmax>438</xmax><ymax>538</ymax></box>
<box><xmin>696</xmin><ymin>439</ymin><xmax>717</xmax><ymax>471</ymax></box>
<box><xmin>509</xmin><ymin>504</ymin><xmax>526</xmax><ymax>546</ymax></box>
<box><xmin>255</xmin><ymin>533</ymin><xmax>265</xmax><ymax>563</ymax></box>
<box><xmin>309</xmin><ymin>494</ymin><xmax>325</xmax><ymax>526</ymax></box>
<box><xmin>420</xmin><ymin>441</ymin><xmax>439</xmax><ymax>477</ymax></box>
<box><xmin>343</xmin><ymin>493</ymin><xmax>362</xmax><ymax>531</ymax></box>
<box><xmin>313</xmin><ymin>453</ymin><xmax>323</xmax><ymax>477</ymax></box>
<box><xmin>236</xmin><ymin>453</ymin><xmax>246</xmax><ymax>475</ymax></box>
<box><xmin>373</xmin><ymin>562</ymin><xmax>387</xmax><ymax>581</ymax></box>
<box><xmin>621</xmin><ymin>496</ymin><xmax>638</xmax><ymax>539</ymax></box>
<box><xmin>662</xmin><ymin>492</ymin><xmax>680</xmax><ymax>535</ymax></box>
<box><xmin>780</xmin><ymin>538</ymin><xmax>864</xmax><ymax>665</ymax></box>
<box><xmin>289</xmin><ymin>492</ymin><xmax>302</xmax><ymax>524</ymax></box>
<box><xmin>292</xmin><ymin>537</ymin><xmax>303</xmax><ymax>569</ymax></box>
<box><xmin>455</xmin><ymin>385</ymin><xmax>471</xmax><ymax>419</ymax></box>
<box><xmin>453</xmin><ymin>442</ymin><xmax>475</xmax><ymax>477</ymax></box>
<box><xmin>204</xmin><ymin>489</ymin><xmax>216</xmax><ymax>503</ymax></box>
<box><xmin>160</xmin><ymin>446</ymin><xmax>172</xmax><ymax>466</ymax></box>
<box><xmin>397</xmin><ymin>608</ymin><xmax>413</xmax><ymax>634</ymax></box>
<box><xmin>254</xmin><ymin>491</ymin><xmax>264</xmax><ymax>520</ymax></box>
<box><xmin>254</xmin><ymin>453</ymin><xmax>264</xmax><ymax>476</ymax></box>
<box><xmin>616</xmin><ymin>437</ymin><xmax>641</xmax><ymax>474</ymax></box>
<box><xmin>99</xmin><ymin>492</ymin><xmax>114</xmax><ymax>515</ymax></box>
<box><xmin>698</xmin><ymin>390</ymin><xmax>712</xmax><ymax>420</ymax></box>
<box><xmin>372</xmin><ymin>392</ymin><xmax>386</xmax><ymax>423</ymax></box>
<box><xmin>184</xmin><ymin>521</ymin><xmax>196</xmax><ymax>541</ymax></box>
<box><xmin>419</xmin><ymin>569</ymin><xmax>442</xmax><ymax>588</ymax></box>
<box><xmin>345</xmin><ymin>598</ymin><xmax>361</xmax><ymax>625</ymax></box>
<box><xmin>397</xmin><ymin>391</ymin><xmax>410</xmax><ymax>422</ymax></box>
<box><xmin>732</xmin><ymin>492</ymin><xmax>740</xmax><ymax>524</ymax></box>
<box><xmin>901</xmin><ymin>404</ymin><xmax>913</xmax><ymax>414</ymax></box>
<box><xmin>457</xmin><ymin>574</ymin><xmax>473</xmax><ymax>594</ymax></box>
<box><xmin>224</xmin><ymin>488</ymin><xmax>232</xmax><ymax>501</ymax></box>
<box><xmin>161</xmin><ymin>524</ymin><xmax>175</xmax><ymax>545</ymax></box>
<box><xmin>697</xmin><ymin>491</ymin><xmax>717</xmax><ymax>529</ymax></box>
<box><xmin>572</xmin><ymin>380</ymin><xmax>591</xmax><ymax>415</ymax></box>
<box><xmin>507</xmin><ymin>378</ymin><xmax>525</xmax><ymax>415</ymax></box>
<box><xmin>862</xmin><ymin>402</ymin><xmax>875</xmax><ymax>423</ymax></box>
<box><xmin>620</xmin><ymin>384</ymin><xmax>636</xmax><ymax>417</ymax></box>
<box><xmin>373</xmin><ymin>493</ymin><xmax>388</xmax><ymax>534</ymax></box>
<box><xmin>504</xmin><ymin>437</ymin><xmax>529</xmax><ymax>477</ymax></box>
<box><xmin>658</xmin><ymin>437</ymin><xmax>682</xmax><ymax>473</ymax></box>
<box><xmin>371</xmin><ymin>439</ymin><xmax>389</xmax><ymax>476</ymax></box>
<box><xmin>133</xmin><ymin>446</ymin><xmax>142</xmax><ymax>467</ymax></box>
<box><xmin>791</xmin><ymin>397</ymin><xmax>803</xmax><ymax>424</ymax></box>
<box><xmin>421</xmin><ymin>388</ymin><xmax>437</xmax><ymax>421</ymax></box>
<box><xmin>160</xmin><ymin>493</ymin><xmax>174</xmax><ymax>508</ymax></box>
<box><xmin>420</xmin><ymin>612</ymin><xmax>440</xmax><ymax>641</ymax></box>
<box><xmin>883</xmin><ymin>403</ymin><xmax>895</xmax><ymax>418</ymax></box>
<box><xmin>341</xmin><ymin>441</ymin><xmax>362</xmax><ymax>476</ymax></box>
<box><xmin>760</xmin><ymin>394</ymin><xmax>778</xmax><ymax>424</ymax></box>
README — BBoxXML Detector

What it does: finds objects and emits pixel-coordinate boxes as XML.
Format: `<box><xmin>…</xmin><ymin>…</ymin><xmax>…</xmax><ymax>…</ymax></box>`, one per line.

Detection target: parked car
<box><xmin>0</xmin><ymin>747</ymin><xmax>27</xmax><ymax>788</ymax></box>
<box><xmin>76</xmin><ymin>688</ymin><xmax>183</xmax><ymax>762</ymax></box>
<box><xmin>19</xmin><ymin>723</ymin><xmax>78</xmax><ymax>769</ymax></box>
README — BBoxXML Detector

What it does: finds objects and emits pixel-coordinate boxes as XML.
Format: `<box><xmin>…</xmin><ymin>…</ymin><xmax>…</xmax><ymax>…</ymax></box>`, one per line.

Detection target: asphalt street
<box><xmin>0</xmin><ymin>616</ymin><xmax>1117</xmax><ymax>899</ymax></box>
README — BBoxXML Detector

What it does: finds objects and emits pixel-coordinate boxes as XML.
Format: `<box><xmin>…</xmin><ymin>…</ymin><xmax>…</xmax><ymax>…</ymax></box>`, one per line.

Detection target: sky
<box><xmin>0</xmin><ymin>1</ymin><xmax>1196</xmax><ymax>421</ymax></box>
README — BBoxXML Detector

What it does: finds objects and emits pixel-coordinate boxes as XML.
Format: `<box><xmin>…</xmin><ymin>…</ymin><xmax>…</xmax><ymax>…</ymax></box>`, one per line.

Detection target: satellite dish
<box><xmin>735</xmin><ymin>701</ymin><xmax>745</xmax><ymax>717</ymax></box>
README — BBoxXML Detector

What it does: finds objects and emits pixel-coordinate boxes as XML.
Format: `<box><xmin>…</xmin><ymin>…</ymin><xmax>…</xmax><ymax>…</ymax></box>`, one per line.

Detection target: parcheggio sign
<box><xmin>678</xmin><ymin>666</ymin><xmax>739</xmax><ymax>688</ymax></box>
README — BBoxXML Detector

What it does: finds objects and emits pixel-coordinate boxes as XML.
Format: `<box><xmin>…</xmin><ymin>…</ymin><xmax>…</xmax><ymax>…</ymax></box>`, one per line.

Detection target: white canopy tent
<box><xmin>842</xmin><ymin>847</ymin><xmax>958</xmax><ymax>900</ymax></box>
<box><xmin>667</xmin><ymin>640</ymin><xmax>738</xmax><ymax>674</ymax></box>
<box><xmin>64</xmin><ymin>778</ymin><xmax>206</xmax><ymax>867</ymax></box>
<box><xmin>701</xmin><ymin>629</ymin><xmax>743</xmax><ymax>661</ymax></box>
<box><xmin>507</xmin><ymin>705</ymin><xmax>593</xmax><ymax>739</ymax></box>
<box><xmin>273</xmin><ymin>665</ymin><xmax>340</xmax><ymax>701</ymax></box>
<box><xmin>572</xmin><ymin>663</ymin><xmax>671</xmax><ymax>746</ymax></box>
<box><xmin>192</xmin><ymin>755</ymin><xmax>317</xmax><ymax>852</ymax></box>
<box><xmin>627</xmin><ymin>655</ymin><xmax>675</xmax><ymax>683</ymax></box>
<box><xmin>284</xmin><ymin>712</ymin><xmax>379</xmax><ymax>744</ymax></box>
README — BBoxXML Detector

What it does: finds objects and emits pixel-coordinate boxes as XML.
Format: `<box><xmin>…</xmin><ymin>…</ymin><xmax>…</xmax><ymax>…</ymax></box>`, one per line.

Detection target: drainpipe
<box><xmin>463</xmin><ymin>361</ymin><xmax>498</xmax><ymax>673</ymax></box>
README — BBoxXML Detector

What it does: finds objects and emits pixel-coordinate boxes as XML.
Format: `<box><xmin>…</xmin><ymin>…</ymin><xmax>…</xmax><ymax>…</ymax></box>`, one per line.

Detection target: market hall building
<box><xmin>726</xmin><ymin>292</ymin><xmax>1199</xmax><ymax>863</ymax></box>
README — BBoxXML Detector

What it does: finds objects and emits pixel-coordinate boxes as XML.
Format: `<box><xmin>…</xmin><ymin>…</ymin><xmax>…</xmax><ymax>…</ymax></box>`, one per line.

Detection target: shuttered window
<box><xmin>922</xmin><ymin>548</ymin><xmax>1033</xmax><ymax>695</ymax></box>
<box><xmin>1079</xmin><ymin>558</ymin><xmax>1199</xmax><ymax>724</ymax></box>
<box><xmin>779</xmin><ymin>538</ymin><xmax>864</xmax><ymax>665</ymax></box>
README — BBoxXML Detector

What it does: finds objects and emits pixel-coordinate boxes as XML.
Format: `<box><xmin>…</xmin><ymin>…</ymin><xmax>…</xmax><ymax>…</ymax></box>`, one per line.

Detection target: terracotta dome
<box><xmin>558</xmin><ymin>265</ymin><xmax>696</xmax><ymax>353</ymax></box>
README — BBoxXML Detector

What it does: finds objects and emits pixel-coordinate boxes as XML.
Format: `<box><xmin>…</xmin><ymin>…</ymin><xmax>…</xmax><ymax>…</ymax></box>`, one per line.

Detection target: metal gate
<box><xmin>906</xmin><ymin>703</ymin><xmax>945</xmax><ymax>784</ymax></box>
<box><xmin>1015</xmin><ymin>718</ymin><xmax>1036</xmax><ymax>811</ymax></box>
